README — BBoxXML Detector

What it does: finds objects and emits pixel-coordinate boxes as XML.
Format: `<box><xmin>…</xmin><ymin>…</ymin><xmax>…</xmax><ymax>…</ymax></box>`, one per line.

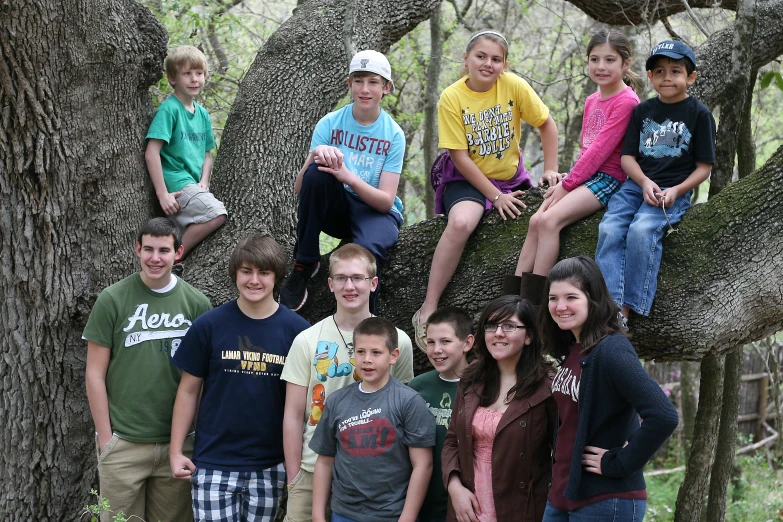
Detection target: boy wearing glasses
<box><xmin>279</xmin><ymin>243</ymin><xmax>414</xmax><ymax>522</ymax></box>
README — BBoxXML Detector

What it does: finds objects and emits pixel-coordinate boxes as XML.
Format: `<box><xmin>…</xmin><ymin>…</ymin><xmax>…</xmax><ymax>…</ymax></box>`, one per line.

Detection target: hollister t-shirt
<box><xmin>310</xmin><ymin>104</ymin><xmax>405</xmax><ymax>218</ymax></box>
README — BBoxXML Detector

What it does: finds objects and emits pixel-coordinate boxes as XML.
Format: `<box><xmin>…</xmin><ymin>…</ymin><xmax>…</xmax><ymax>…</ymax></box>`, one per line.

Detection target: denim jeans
<box><xmin>595</xmin><ymin>179</ymin><xmax>692</xmax><ymax>316</ymax></box>
<box><xmin>543</xmin><ymin>499</ymin><xmax>646</xmax><ymax>521</ymax></box>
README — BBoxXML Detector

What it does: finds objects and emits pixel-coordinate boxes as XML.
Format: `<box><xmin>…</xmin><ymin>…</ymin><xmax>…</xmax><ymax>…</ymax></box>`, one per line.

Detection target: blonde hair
<box><xmin>165</xmin><ymin>45</ymin><xmax>208</xmax><ymax>79</ymax></box>
<box><xmin>329</xmin><ymin>243</ymin><xmax>377</xmax><ymax>278</ymax></box>
<box><xmin>461</xmin><ymin>30</ymin><xmax>509</xmax><ymax>78</ymax></box>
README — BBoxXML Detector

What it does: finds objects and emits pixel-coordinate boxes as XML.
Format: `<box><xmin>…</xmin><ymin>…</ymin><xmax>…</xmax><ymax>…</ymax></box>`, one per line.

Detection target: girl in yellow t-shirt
<box><xmin>412</xmin><ymin>30</ymin><xmax>559</xmax><ymax>350</ymax></box>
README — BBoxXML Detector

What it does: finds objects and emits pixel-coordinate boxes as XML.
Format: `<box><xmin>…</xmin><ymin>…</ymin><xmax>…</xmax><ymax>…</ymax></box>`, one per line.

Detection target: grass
<box><xmin>645</xmin><ymin>455</ymin><xmax>783</xmax><ymax>521</ymax></box>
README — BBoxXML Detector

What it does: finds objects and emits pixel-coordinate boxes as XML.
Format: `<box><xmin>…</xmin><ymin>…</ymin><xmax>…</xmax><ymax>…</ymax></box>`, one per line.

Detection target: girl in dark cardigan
<box><xmin>540</xmin><ymin>256</ymin><xmax>678</xmax><ymax>521</ymax></box>
<box><xmin>442</xmin><ymin>295</ymin><xmax>556</xmax><ymax>522</ymax></box>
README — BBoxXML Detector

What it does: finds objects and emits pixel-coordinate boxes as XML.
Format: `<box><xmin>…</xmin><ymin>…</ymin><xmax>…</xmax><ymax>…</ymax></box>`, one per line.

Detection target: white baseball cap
<box><xmin>349</xmin><ymin>50</ymin><xmax>393</xmax><ymax>84</ymax></box>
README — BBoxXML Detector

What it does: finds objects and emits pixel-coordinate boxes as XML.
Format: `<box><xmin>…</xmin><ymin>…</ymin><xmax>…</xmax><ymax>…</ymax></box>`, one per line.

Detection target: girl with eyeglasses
<box><xmin>442</xmin><ymin>295</ymin><xmax>556</xmax><ymax>522</ymax></box>
<box><xmin>540</xmin><ymin>256</ymin><xmax>678</xmax><ymax>521</ymax></box>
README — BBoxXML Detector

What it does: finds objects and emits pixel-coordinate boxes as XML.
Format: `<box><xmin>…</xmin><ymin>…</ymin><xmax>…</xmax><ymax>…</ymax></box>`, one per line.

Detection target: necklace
<box><xmin>332</xmin><ymin>315</ymin><xmax>353</xmax><ymax>357</ymax></box>
<box><xmin>503</xmin><ymin>389</ymin><xmax>516</xmax><ymax>404</ymax></box>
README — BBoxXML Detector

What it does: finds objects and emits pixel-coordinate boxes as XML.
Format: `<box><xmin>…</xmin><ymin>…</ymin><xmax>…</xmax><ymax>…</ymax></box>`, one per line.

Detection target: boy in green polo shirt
<box><xmin>146</xmin><ymin>45</ymin><xmax>227</xmax><ymax>262</ymax></box>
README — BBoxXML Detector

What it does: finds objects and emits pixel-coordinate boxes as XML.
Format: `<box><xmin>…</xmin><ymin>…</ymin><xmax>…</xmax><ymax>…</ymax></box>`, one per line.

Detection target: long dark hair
<box><xmin>586</xmin><ymin>28</ymin><xmax>643</xmax><ymax>92</ymax></box>
<box><xmin>538</xmin><ymin>256</ymin><xmax>620</xmax><ymax>363</ymax></box>
<box><xmin>461</xmin><ymin>295</ymin><xmax>552</xmax><ymax>406</ymax></box>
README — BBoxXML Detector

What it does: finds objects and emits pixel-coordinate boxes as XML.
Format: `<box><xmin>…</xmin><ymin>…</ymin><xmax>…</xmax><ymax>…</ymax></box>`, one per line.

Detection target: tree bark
<box><xmin>680</xmin><ymin>361</ymin><xmax>699</xmax><ymax>452</ymax></box>
<box><xmin>0</xmin><ymin>0</ymin><xmax>167</xmax><ymax>520</ymax></box>
<box><xmin>421</xmin><ymin>3</ymin><xmax>442</xmax><ymax>220</ymax></box>
<box><xmin>674</xmin><ymin>354</ymin><xmax>726</xmax><ymax>522</ymax></box>
<box><xmin>564</xmin><ymin>0</ymin><xmax>738</xmax><ymax>25</ymax></box>
<box><xmin>709</xmin><ymin>0</ymin><xmax>758</xmax><ymax>197</ymax></box>
<box><xmin>706</xmin><ymin>347</ymin><xmax>744</xmax><ymax>522</ymax></box>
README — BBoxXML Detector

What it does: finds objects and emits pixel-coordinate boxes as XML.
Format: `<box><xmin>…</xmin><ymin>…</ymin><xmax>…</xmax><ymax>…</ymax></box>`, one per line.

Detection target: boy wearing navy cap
<box><xmin>595</xmin><ymin>40</ymin><xmax>716</xmax><ymax>329</ymax></box>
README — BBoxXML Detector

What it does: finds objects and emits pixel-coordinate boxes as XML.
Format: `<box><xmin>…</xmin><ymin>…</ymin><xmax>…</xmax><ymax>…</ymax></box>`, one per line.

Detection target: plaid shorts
<box><xmin>584</xmin><ymin>172</ymin><xmax>622</xmax><ymax>207</ymax></box>
<box><xmin>191</xmin><ymin>463</ymin><xmax>285</xmax><ymax>521</ymax></box>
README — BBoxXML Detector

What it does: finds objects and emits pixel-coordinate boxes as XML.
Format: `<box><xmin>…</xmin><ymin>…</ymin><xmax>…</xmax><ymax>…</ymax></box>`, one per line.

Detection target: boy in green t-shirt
<box><xmin>83</xmin><ymin>218</ymin><xmax>212</xmax><ymax>522</ymax></box>
<box><xmin>145</xmin><ymin>45</ymin><xmax>227</xmax><ymax>262</ymax></box>
<box><xmin>408</xmin><ymin>307</ymin><xmax>475</xmax><ymax>522</ymax></box>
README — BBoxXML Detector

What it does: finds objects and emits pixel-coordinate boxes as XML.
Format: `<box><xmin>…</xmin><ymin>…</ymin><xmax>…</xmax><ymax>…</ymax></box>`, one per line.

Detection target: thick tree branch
<box><xmin>300</xmin><ymin>144</ymin><xmax>783</xmax><ymax>363</ymax></box>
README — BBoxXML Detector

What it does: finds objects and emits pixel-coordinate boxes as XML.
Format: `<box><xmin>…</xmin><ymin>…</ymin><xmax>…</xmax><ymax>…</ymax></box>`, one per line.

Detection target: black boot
<box><xmin>502</xmin><ymin>274</ymin><xmax>522</xmax><ymax>295</ymax></box>
<box><xmin>520</xmin><ymin>273</ymin><xmax>547</xmax><ymax>307</ymax></box>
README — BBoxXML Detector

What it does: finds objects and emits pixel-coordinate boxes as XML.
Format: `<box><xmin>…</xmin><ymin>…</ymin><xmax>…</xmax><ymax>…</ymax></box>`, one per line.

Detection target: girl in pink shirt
<box><xmin>508</xmin><ymin>30</ymin><xmax>641</xmax><ymax>304</ymax></box>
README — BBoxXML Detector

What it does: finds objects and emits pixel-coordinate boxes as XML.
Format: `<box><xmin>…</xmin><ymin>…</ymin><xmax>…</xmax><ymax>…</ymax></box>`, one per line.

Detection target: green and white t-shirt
<box><xmin>83</xmin><ymin>273</ymin><xmax>212</xmax><ymax>442</ymax></box>
<box><xmin>146</xmin><ymin>95</ymin><xmax>216</xmax><ymax>192</ymax></box>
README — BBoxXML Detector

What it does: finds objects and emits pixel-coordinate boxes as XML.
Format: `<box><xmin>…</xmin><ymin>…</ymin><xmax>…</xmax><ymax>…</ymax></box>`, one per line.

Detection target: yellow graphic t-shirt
<box><xmin>438</xmin><ymin>72</ymin><xmax>549</xmax><ymax>180</ymax></box>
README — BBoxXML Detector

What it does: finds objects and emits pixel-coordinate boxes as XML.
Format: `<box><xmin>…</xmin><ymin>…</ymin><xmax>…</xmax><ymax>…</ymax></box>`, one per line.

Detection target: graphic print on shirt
<box><xmin>221</xmin><ymin>335</ymin><xmax>286</xmax><ymax>377</ymax></box>
<box><xmin>313</xmin><ymin>340</ymin><xmax>354</xmax><ymax>382</ymax></box>
<box><xmin>581</xmin><ymin>108</ymin><xmax>606</xmax><ymax>149</ymax></box>
<box><xmin>423</xmin><ymin>392</ymin><xmax>453</xmax><ymax>428</ymax></box>
<box><xmin>640</xmin><ymin>118</ymin><xmax>691</xmax><ymax>158</ymax></box>
<box><xmin>122</xmin><ymin>303</ymin><xmax>192</xmax><ymax>357</ymax></box>
<box><xmin>310</xmin><ymin>384</ymin><xmax>326</xmax><ymax>425</ymax></box>
<box><xmin>329</xmin><ymin>128</ymin><xmax>391</xmax><ymax>183</ymax></box>
<box><xmin>338</xmin><ymin>407</ymin><xmax>397</xmax><ymax>457</ymax></box>
<box><xmin>462</xmin><ymin>102</ymin><xmax>515</xmax><ymax>158</ymax></box>
<box><xmin>552</xmin><ymin>365</ymin><xmax>580</xmax><ymax>403</ymax></box>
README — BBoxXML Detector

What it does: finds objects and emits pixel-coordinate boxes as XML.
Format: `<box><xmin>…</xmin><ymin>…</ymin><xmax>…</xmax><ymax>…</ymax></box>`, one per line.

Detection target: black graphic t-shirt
<box><xmin>622</xmin><ymin>96</ymin><xmax>716</xmax><ymax>187</ymax></box>
<box><xmin>173</xmin><ymin>300</ymin><xmax>309</xmax><ymax>471</ymax></box>
<box><xmin>309</xmin><ymin>378</ymin><xmax>436</xmax><ymax>522</ymax></box>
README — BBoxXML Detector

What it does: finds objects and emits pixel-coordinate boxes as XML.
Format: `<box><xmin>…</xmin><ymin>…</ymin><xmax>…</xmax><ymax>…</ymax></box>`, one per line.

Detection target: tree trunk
<box><xmin>709</xmin><ymin>0</ymin><xmax>758</xmax><ymax>197</ymax></box>
<box><xmin>680</xmin><ymin>360</ymin><xmax>700</xmax><ymax>452</ymax></box>
<box><xmin>737</xmin><ymin>71</ymin><xmax>758</xmax><ymax>179</ymax></box>
<box><xmin>674</xmin><ymin>354</ymin><xmax>726</xmax><ymax>522</ymax></box>
<box><xmin>706</xmin><ymin>347</ymin><xmax>744</xmax><ymax>521</ymax></box>
<box><xmin>0</xmin><ymin>1</ymin><xmax>167</xmax><ymax>520</ymax></box>
<box><xmin>421</xmin><ymin>3</ymin><xmax>442</xmax><ymax>220</ymax></box>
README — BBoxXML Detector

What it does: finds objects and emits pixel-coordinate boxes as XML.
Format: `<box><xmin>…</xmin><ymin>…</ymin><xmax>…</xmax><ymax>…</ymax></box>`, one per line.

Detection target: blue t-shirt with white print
<box><xmin>310</xmin><ymin>104</ymin><xmax>405</xmax><ymax>218</ymax></box>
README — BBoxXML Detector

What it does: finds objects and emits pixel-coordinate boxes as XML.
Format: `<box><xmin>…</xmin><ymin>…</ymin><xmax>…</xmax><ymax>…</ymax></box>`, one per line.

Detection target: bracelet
<box><xmin>494</xmin><ymin>193</ymin><xmax>502</xmax><ymax>202</ymax></box>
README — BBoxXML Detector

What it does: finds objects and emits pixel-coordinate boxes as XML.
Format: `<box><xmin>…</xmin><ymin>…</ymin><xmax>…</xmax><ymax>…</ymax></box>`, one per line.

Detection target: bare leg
<box><xmin>179</xmin><ymin>215</ymin><xmax>227</xmax><ymax>261</ymax></box>
<box><xmin>418</xmin><ymin>201</ymin><xmax>485</xmax><ymax>323</ymax></box>
<box><xmin>531</xmin><ymin>186</ymin><xmax>603</xmax><ymax>275</ymax></box>
<box><xmin>515</xmin><ymin>210</ymin><xmax>542</xmax><ymax>275</ymax></box>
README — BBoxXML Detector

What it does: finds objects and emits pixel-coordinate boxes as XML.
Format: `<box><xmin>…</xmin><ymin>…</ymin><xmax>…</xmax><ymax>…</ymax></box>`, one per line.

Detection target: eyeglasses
<box><xmin>483</xmin><ymin>323</ymin><xmax>527</xmax><ymax>333</ymax></box>
<box><xmin>330</xmin><ymin>275</ymin><xmax>371</xmax><ymax>285</ymax></box>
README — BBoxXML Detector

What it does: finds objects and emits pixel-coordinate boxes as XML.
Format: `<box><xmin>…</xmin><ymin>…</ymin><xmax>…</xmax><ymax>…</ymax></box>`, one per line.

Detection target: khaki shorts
<box><xmin>278</xmin><ymin>468</ymin><xmax>332</xmax><ymax>522</ymax></box>
<box><xmin>96</xmin><ymin>434</ymin><xmax>194</xmax><ymax>522</ymax></box>
<box><xmin>169</xmin><ymin>184</ymin><xmax>227</xmax><ymax>229</ymax></box>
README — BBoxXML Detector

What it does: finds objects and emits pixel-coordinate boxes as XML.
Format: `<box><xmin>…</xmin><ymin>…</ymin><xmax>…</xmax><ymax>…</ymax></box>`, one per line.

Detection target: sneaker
<box><xmin>617</xmin><ymin>312</ymin><xmax>629</xmax><ymax>334</ymax></box>
<box><xmin>280</xmin><ymin>261</ymin><xmax>320</xmax><ymax>311</ymax></box>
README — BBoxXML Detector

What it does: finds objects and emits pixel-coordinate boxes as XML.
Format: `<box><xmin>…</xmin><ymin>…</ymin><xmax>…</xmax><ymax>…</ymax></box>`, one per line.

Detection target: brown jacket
<box><xmin>441</xmin><ymin>376</ymin><xmax>556</xmax><ymax>522</ymax></box>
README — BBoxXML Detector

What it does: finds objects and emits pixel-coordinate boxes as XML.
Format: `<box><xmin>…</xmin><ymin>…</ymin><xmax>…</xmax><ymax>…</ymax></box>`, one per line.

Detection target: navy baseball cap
<box><xmin>645</xmin><ymin>40</ymin><xmax>697</xmax><ymax>71</ymax></box>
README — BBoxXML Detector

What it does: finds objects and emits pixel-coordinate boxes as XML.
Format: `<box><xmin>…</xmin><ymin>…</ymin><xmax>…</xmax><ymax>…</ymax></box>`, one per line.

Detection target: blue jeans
<box><xmin>595</xmin><ymin>179</ymin><xmax>692</xmax><ymax>316</ymax></box>
<box><xmin>543</xmin><ymin>499</ymin><xmax>646</xmax><ymax>521</ymax></box>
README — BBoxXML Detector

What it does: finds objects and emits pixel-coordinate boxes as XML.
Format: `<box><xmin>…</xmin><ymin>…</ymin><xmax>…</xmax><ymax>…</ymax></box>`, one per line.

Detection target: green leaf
<box><xmin>760</xmin><ymin>71</ymin><xmax>773</xmax><ymax>89</ymax></box>
<box><xmin>760</xmin><ymin>71</ymin><xmax>783</xmax><ymax>91</ymax></box>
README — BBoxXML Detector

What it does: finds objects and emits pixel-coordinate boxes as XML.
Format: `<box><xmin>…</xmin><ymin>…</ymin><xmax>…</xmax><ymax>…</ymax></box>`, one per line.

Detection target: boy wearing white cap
<box><xmin>280</xmin><ymin>50</ymin><xmax>406</xmax><ymax>315</ymax></box>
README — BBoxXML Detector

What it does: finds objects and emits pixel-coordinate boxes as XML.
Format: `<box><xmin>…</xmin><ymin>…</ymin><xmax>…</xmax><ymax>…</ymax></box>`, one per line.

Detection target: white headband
<box><xmin>466</xmin><ymin>31</ymin><xmax>509</xmax><ymax>51</ymax></box>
